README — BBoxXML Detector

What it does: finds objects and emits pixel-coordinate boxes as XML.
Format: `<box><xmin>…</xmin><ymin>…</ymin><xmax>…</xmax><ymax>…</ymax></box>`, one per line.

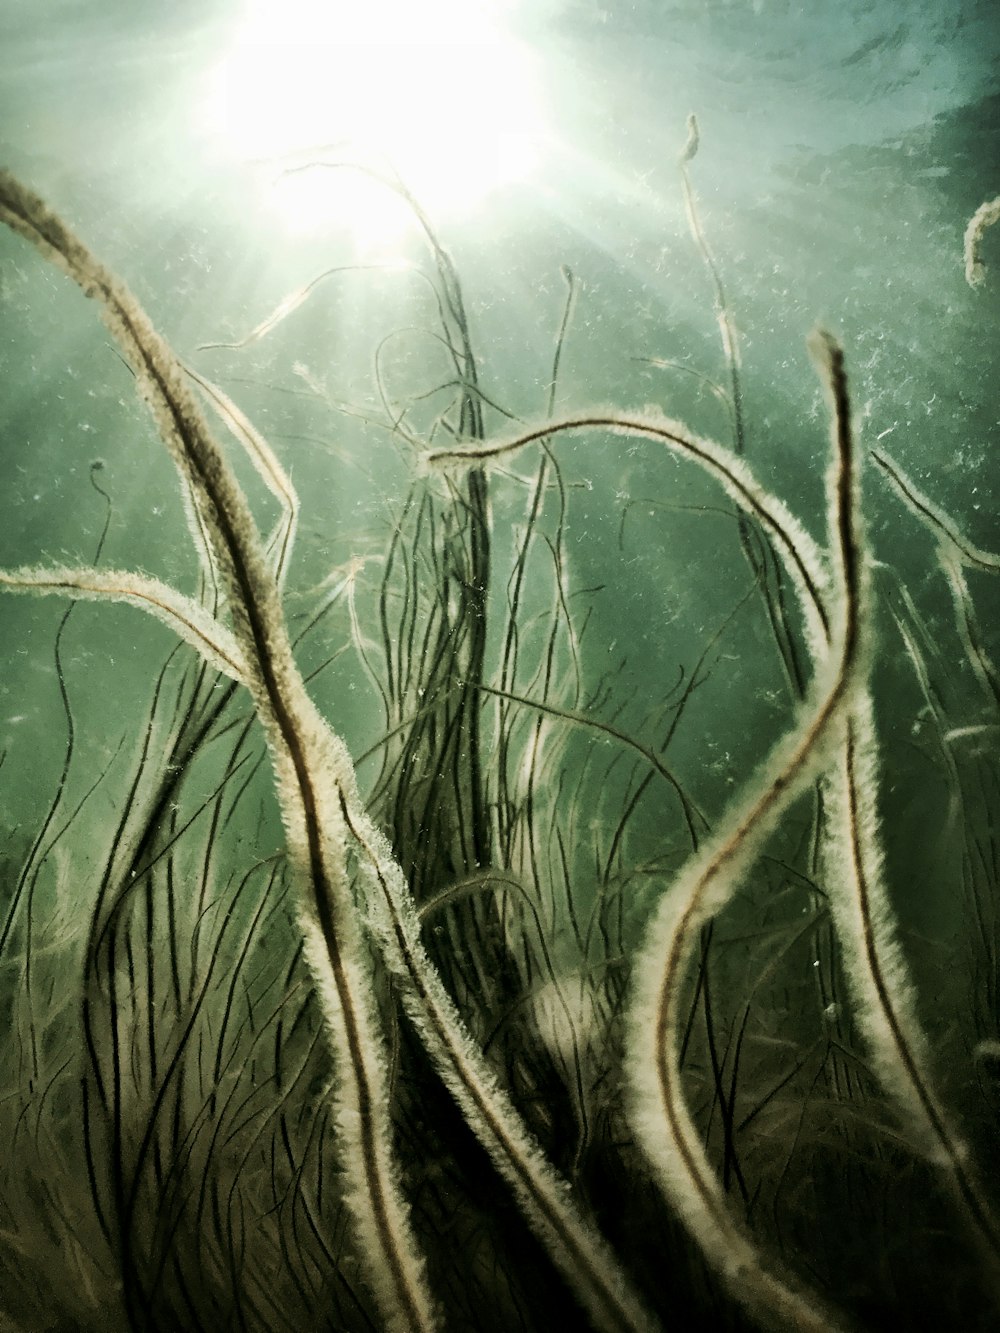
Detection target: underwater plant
<box><xmin>1</xmin><ymin>135</ymin><xmax>999</xmax><ymax>1333</ymax></box>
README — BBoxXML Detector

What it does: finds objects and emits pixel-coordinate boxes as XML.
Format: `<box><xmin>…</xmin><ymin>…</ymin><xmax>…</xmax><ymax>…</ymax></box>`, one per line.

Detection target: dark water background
<box><xmin>1</xmin><ymin>3</ymin><xmax>998</xmax><ymax>1330</ymax></box>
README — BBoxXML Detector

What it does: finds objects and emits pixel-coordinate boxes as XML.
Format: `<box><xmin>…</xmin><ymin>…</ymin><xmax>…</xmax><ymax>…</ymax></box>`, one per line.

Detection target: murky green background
<box><xmin>1</xmin><ymin>3</ymin><xmax>997</xmax><ymax>1330</ymax></box>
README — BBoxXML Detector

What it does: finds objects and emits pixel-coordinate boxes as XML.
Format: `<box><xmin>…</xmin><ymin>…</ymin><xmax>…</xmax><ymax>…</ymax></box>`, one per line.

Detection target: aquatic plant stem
<box><xmin>824</xmin><ymin>691</ymin><xmax>1000</xmax><ymax>1279</ymax></box>
<box><xmin>680</xmin><ymin>112</ymin><xmax>806</xmax><ymax>697</ymax></box>
<box><xmin>621</xmin><ymin>331</ymin><xmax>862</xmax><ymax>1333</ymax></box>
<box><xmin>428</xmin><ymin>410</ymin><xmax>833</xmax><ymax>653</ymax></box>
<box><xmin>0</xmin><ymin>166</ymin><xmax>436</xmax><ymax>1333</ymax></box>
<box><xmin>0</xmin><ymin>167</ymin><xmax>660</xmax><ymax>1333</ymax></box>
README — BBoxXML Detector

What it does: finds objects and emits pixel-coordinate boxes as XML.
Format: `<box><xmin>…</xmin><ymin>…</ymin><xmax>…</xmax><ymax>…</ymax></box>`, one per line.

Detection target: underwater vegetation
<box><xmin>0</xmin><ymin>136</ymin><xmax>999</xmax><ymax>1332</ymax></box>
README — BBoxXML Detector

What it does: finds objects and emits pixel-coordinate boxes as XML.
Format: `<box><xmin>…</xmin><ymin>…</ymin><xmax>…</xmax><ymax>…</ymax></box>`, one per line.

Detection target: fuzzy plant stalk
<box><xmin>426</xmin><ymin>325</ymin><xmax>1000</xmax><ymax>1326</ymax></box>
<box><xmin>5</xmin><ymin>162</ymin><xmax>996</xmax><ymax>1333</ymax></box>
<box><xmin>622</xmin><ymin>332</ymin><xmax>863</xmax><ymax>1333</ymax></box>
<box><xmin>0</xmin><ymin>166</ymin><xmax>436</xmax><ymax>1333</ymax></box>
<box><xmin>0</xmin><ymin>169</ymin><xmax>660</xmax><ymax>1333</ymax></box>
<box><xmin>444</xmin><ymin>362</ymin><xmax>1000</xmax><ymax>1331</ymax></box>
<box><xmin>963</xmin><ymin>195</ymin><xmax>1000</xmax><ymax>289</ymax></box>
<box><xmin>840</xmin><ymin>446</ymin><xmax>1000</xmax><ymax>1275</ymax></box>
<box><xmin>426</xmin><ymin>348</ymin><xmax>853</xmax><ymax>1332</ymax></box>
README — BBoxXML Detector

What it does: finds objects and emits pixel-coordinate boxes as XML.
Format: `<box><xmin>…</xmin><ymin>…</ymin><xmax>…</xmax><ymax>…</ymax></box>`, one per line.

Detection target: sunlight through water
<box><xmin>203</xmin><ymin>0</ymin><xmax>547</xmax><ymax>241</ymax></box>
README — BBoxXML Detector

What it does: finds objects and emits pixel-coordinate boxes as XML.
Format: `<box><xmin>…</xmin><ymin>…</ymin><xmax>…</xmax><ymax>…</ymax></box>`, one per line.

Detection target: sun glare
<box><xmin>204</xmin><ymin>0</ymin><xmax>547</xmax><ymax>241</ymax></box>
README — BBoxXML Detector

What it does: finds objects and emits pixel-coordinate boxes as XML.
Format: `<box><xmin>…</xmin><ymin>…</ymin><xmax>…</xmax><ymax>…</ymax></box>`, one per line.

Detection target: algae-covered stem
<box><xmin>0</xmin><ymin>167</ymin><xmax>661</xmax><ymax>1333</ymax></box>
<box><xmin>0</xmin><ymin>167</ymin><xmax>437</xmax><ymax>1333</ymax></box>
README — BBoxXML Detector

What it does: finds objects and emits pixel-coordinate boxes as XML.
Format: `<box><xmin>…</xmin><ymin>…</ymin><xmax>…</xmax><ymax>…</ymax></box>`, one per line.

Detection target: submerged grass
<box><xmin>0</xmin><ymin>148</ymin><xmax>998</xmax><ymax>1332</ymax></box>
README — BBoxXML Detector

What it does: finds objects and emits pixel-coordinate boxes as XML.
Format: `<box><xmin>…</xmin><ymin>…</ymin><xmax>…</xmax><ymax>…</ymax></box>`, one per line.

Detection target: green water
<box><xmin>0</xmin><ymin>3</ymin><xmax>998</xmax><ymax>1330</ymax></box>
